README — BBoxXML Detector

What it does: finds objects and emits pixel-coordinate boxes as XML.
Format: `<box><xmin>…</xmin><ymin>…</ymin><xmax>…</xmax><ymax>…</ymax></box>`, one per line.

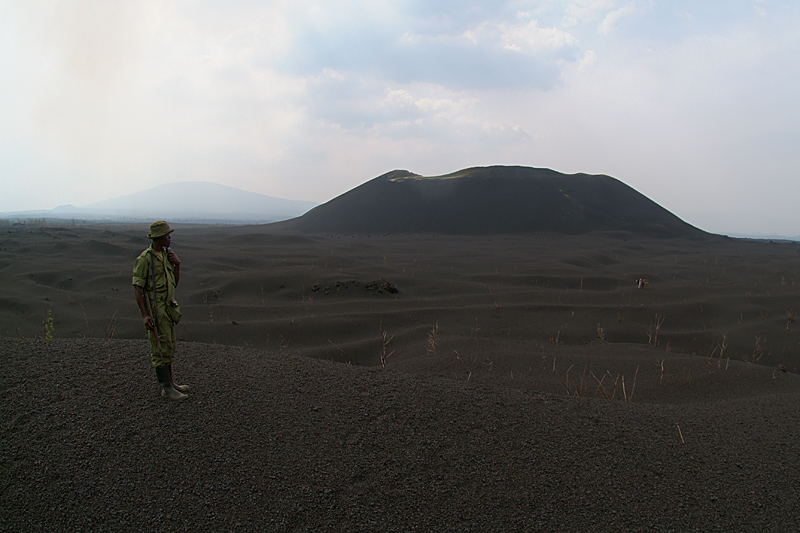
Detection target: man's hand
<box><xmin>167</xmin><ymin>250</ymin><xmax>180</xmax><ymax>266</ymax></box>
<box><xmin>143</xmin><ymin>315</ymin><xmax>155</xmax><ymax>331</ymax></box>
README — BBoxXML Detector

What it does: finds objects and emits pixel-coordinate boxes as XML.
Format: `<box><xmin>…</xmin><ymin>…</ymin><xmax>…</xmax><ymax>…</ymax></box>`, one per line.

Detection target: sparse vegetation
<box><xmin>453</xmin><ymin>350</ymin><xmax>473</xmax><ymax>382</ymax></box>
<box><xmin>302</xmin><ymin>295</ymin><xmax>314</xmax><ymax>313</ymax></box>
<box><xmin>679</xmin><ymin>366</ymin><xmax>695</xmax><ymax>386</ymax></box>
<box><xmin>203</xmin><ymin>290</ymin><xmax>224</xmax><ymax>323</ymax></box>
<box><xmin>104</xmin><ymin>311</ymin><xmax>119</xmax><ymax>340</ymax></box>
<box><xmin>79</xmin><ymin>302</ymin><xmax>90</xmax><ymax>337</ymax></box>
<box><xmin>327</xmin><ymin>339</ymin><xmax>347</xmax><ymax>362</ymax></box>
<box><xmin>564</xmin><ymin>364</ymin><xmax>587</xmax><ymax>397</ymax></box>
<box><xmin>707</xmin><ymin>333</ymin><xmax>729</xmax><ymax>370</ymax></box>
<box><xmin>366</xmin><ymin>279</ymin><xmax>398</xmax><ymax>294</ymax></box>
<box><xmin>565</xmin><ymin>365</ymin><xmax>638</xmax><ymax>402</ymax></box>
<box><xmin>379</xmin><ymin>322</ymin><xmax>394</xmax><ymax>369</ymax></box>
<box><xmin>278</xmin><ymin>334</ymin><xmax>290</xmax><ymax>354</ymax></box>
<box><xmin>470</xmin><ymin>321</ymin><xmax>481</xmax><ymax>344</ymax></box>
<box><xmin>426</xmin><ymin>322</ymin><xmax>439</xmax><ymax>355</ymax></box>
<box><xmin>647</xmin><ymin>314</ymin><xmax>665</xmax><ymax>347</ymax></box>
<box><xmin>750</xmin><ymin>335</ymin><xmax>767</xmax><ymax>364</ymax></box>
<box><xmin>42</xmin><ymin>309</ymin><xmax>54</xmax><ymax>339</ymax></box>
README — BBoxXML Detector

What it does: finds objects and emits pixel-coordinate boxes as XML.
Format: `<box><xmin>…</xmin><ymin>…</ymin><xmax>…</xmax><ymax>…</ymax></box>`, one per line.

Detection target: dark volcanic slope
<box><xmin>4</xmin><ymin>338</ymin><xmax>800</xmax><ymax>532</ymax></box>
<box><xmin>276</xmin><ymin>166</ymin><xmax>704</xmax><ymax>236</ymax></box>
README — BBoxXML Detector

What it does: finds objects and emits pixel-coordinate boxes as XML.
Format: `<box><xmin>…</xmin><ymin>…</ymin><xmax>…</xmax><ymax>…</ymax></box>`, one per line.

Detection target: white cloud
<box><xmin>563</xmin><ymin>0</ymin><xmax>617</xmax><ymax>27</ymax></box>
<box><xmin>598</xmin><ymin>1</ymin><xmax>653</xmax><ymax>35</ymax></box>
<box><xmin>578</xmin><ymin>50</ymin><xmax>598</xmax><ymax>70</ymax></box>
<box><xmin>385</xmin><ymin>88</ymin><xmax>415</xmax><ymax>107</ymax></box>
<box><xmin>499</xmin><ymin>18</ymin><xmax>578</xmax><ymax>54</ymax></box>
<box><xmin>458</xmin><ymin>15</ymin><xmax>578</xmax><ymax>56</ymax></box>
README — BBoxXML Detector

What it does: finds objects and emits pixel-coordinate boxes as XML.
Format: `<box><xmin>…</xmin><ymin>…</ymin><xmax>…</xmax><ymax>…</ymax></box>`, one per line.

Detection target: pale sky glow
<box><xmin>1</xmin><ymin>0</ymin><xmax>798</xmax><ymax>235</ymax></box>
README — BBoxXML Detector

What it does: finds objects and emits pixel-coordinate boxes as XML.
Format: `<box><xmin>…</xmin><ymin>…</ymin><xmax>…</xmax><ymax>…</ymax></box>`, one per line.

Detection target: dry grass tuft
<box><xmin>565</xmin><ymin>365</ymin><xmax>639</xmax><ymax>402</ymax></box>
<box><xmin>104</xmin><ymin>311</ymin><xmax>119</xmax><ymax>340</ymax></box>
<box><xmin>750</xmin><ymin>335</ymin><xmax>767</xmax><ymax>364</ymax></box>
<box><xmin>379</xmin><ymin>322</ymin><xmax>395</xmax><ymax>369</ymax></box>
<box><xmin>596</xmin><ymin>323</ymin><xmax>606</xmax><ymax>342</ymax></box>
<box><xmin>647</xmin><ymin>313</ymin><xmax>665</xmax><ymax>347</ymax></box>
<box><xmin>707</xmin><ymin>333</ymin><xmax>729</xmax><ymax>370</ymax></box>
<box><xmin>563</xmin><ymin>364</ymin><xmax>588</xmax><ymax>397</ymax></box>
<box><xmin>426</xmin><ymin>322</ymin><xmax>439</xmax><ymax>355</ymax></box>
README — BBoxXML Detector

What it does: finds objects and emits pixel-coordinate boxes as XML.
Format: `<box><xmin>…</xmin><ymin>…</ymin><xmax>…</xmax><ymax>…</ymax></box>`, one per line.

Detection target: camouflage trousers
<box><xmin>148</xmin><ymin>315</ymin><xmax>176</xmax><ymax>367</ymax></box>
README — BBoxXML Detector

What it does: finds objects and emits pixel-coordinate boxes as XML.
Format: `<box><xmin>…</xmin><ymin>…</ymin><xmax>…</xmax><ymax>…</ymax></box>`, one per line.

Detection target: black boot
<box><xmin>167</xmin><ymin>364</ymin><xmax>189</xmax><ymax>394</ymax></box>
<box><xmin>155</xmin><ymin>365</ymin><xmax>187</xmax><ymax>401</ymax></box>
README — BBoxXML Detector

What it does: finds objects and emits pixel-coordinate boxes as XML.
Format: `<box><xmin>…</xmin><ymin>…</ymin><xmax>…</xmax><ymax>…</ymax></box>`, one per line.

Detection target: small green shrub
<box><xmin>43</xmin><ymin>309</ymin><xmax>54</xmax><ymax>339</ymax></box>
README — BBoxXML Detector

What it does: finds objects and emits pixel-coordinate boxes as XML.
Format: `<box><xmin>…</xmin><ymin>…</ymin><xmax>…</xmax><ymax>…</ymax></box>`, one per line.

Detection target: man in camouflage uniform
<box><xmin>133</xmin><ymin>221</ymin><xmax>189</xmax><ymax>400</ymax></box>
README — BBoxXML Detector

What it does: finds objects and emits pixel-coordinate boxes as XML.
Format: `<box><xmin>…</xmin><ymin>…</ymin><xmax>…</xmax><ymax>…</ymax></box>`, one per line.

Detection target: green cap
<box><xmin>147</xmin><ymin>220</ymin><xmax>174</xmax><ymax>239</ymax></box>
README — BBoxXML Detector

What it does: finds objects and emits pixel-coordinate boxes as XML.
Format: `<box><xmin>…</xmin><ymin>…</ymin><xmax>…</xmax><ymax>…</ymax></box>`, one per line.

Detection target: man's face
<box><xmin>154</xmin><ymin>233</ymin><xmax>172</xmax><ymax>248</ymax></box>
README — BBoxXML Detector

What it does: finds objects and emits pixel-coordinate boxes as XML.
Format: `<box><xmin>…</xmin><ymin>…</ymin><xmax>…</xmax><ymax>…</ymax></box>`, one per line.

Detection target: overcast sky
<box><xmin>1</xmin><ymin>1</ymin><xmax>798</xmax><ymax>236</ymax></box>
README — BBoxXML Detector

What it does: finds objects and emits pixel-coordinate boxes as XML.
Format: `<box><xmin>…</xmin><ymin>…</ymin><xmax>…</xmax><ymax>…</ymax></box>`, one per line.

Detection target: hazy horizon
<box><xmin>1</xmin><ymin>171</ymin><xmax>797</xmax><ymax>240</ymax></box>
<box><xmin>2</xmin><ymin>1</ymin><xmax>799</xmax><ymax>236</ymax></box>
<box><xmin>0</xmin><ymin>180</ymin><xmax>317</xmax><ymax>224</ymax></box>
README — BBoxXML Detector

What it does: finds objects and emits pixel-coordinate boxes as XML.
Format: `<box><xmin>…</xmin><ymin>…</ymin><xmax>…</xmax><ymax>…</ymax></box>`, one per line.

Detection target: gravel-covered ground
<box><xmin>2</xmin><ymin>337</ymin><xmax>800</xmax><ymax>532</ymax></box>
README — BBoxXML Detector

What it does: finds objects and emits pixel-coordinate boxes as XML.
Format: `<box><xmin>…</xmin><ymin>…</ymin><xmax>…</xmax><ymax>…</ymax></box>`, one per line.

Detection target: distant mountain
<box><xmin>1</xmin><ymin>182</ymin><xmax>317</xmax><ymax>224</ymax></box>
<box><xmin>272</xmin><ymin>166</ymin><xmax>706</xmax><ymax>237</ymax></box>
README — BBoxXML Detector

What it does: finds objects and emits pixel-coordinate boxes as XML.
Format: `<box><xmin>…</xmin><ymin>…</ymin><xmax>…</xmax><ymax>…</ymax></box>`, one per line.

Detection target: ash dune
<box><xmin>2</xmin><ymin>223</ymin><xmax>798</xmax><ymax>383</ymax></box>
<box><xmin>274</xmin><ymin>166</ymin><xmax>704</xmax><ymax>237</ymax></box>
